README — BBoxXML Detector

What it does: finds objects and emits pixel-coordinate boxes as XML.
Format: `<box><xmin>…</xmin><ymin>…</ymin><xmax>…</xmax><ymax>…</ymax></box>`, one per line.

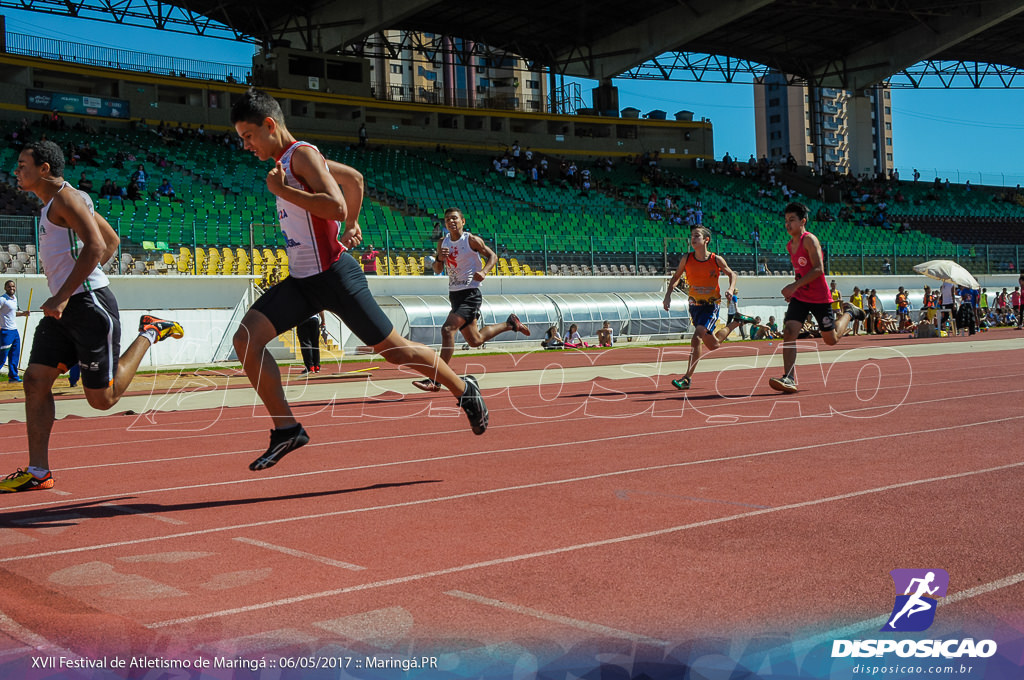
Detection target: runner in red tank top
<box><xmin>768</xmin><ymin>202</ymin><xmax>865</xmax><ymax>394</ymax></box>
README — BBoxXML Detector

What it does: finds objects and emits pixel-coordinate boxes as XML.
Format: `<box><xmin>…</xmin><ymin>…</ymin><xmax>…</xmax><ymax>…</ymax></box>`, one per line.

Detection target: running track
<box><xmin>1</xmin><ymin>333</ymin><xmax>1023</xmax><ymax>679</ymax></box>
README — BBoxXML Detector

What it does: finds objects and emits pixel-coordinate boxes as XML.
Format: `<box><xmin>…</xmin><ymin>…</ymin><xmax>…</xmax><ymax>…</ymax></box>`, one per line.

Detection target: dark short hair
<box><xmin>4</xmin><ymin>280</ymin><xmax>14</xmax><ymax>287</ymax></box>
<box><xmin>784</xmin><ymin>202</ymin><xmax>809</xmax><ymax>221</ymax></box>
<box><xmin>22</xmin><ymin>140</ymin><xmax>65</xmax><ymax>178</ymax></box>
<box><xmin>230</xmin><ymin>88</ymin><xmax>285</xmax><ymax>126</ymax></box>
<box><xmin>444</xmin><ymin>207</ymin><xmax>464</xmax><ymax>219</ymax></box>
<box><xmin>690</xmin><ymin>225</ymin><xmax>711</xmax><ymax>242</ymax></box>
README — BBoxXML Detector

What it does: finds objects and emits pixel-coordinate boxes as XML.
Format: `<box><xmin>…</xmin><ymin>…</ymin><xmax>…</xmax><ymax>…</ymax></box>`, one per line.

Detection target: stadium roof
<box><xmin>9</xmin><ymin>0</ymin><xmax>1024</xmax><ymax>89</ymax></box>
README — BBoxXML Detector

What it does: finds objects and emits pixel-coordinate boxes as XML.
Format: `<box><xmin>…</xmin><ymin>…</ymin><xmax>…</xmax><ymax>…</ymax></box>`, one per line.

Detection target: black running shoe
<box><xmin>458</xmin><ymin>375</ymin><xmax>488</xmax><ymax>435</ymax></box>
<box><xmin>250</xmin><ymin>424</ymin><xmax>310</xmax><ymax>471</ymax></box>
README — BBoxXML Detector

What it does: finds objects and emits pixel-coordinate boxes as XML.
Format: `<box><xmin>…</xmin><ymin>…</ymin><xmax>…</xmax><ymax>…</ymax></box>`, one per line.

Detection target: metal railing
<box><xmin>5</xmin><ymin>32</ymin><xmax>251</xmax><ymax>83</ymax></box>
<box><xmin>1</xmin><ymin>216</ymin><xmax>1019</xmax><ymax>279</ymax></box>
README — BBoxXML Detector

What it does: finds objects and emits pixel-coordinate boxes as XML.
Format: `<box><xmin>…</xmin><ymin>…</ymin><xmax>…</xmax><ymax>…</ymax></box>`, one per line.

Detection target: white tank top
<box><xmin>39</xmin><ymin>182</ymin><xmax>110</xmax><ymax>297</ymax></box>
<box><xmin>442</xmin><ymin>231</ymin><xmax>481</xmax><ymax>291</ymax></box>
<box><xmin>276</xmin><ymin>141</ymin><xmax>344</xmax><ymax>279</ymax></box>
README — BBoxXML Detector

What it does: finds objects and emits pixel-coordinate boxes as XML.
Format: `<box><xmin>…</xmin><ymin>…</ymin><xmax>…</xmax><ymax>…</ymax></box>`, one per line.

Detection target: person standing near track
<box><xmin>230</xmin><ymin>89</ymin><xmax>488</xmax><ymax>471</ymax></box>
<box><xmin>296</xmin><ymin>311</ymin><xmax>325</xmax><ymax>374</ymax></box>
<box><xmin>662</xmin><ymin>225</ymin><xmax>753</xmax><ymax>390</ymax></box>
<box><xmin>411</xmin><ymin>207</ymin><xmax>531</xmax><ymax>392</ymax></box>
<box><xmin>1</xmin><ymin>141</ymin><xmax>184</xmax><ymax>493</ymax></box>
<box><xmin>767</xmin><ymin>202</ymin><xmax>865</xmax><ymax>394</ymax></box>
<box><xmin>0</xmin><ymin>280</ymin><xmax>30</xmax><ymax>383</ymax></box>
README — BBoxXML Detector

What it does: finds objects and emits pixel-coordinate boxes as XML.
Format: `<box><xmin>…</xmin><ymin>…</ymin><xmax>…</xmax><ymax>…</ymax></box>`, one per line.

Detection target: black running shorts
<box><xmin>448</xmin><ymin>288</ymin><xmax>483</xmax><ymax>329</ymax></box>
<box><xmin>29</xmin><ymin>286</ymin><xmax>122</xmax><ymax>390</ymax></box>
<box><xmin>251</xmin><ymin>252</ymin><xmax>393</xmax><ymax>346</ymax></box>
<box><xmin>784</xmin><ymin>298</ymin><xmax>835</xmax><ymax>332</ymax></box>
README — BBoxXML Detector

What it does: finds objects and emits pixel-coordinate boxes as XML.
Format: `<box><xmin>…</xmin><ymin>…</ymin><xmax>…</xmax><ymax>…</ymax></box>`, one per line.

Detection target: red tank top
<box><xmin>788</xmin><ymin>232</ymin><xmax>830</xmax><ymax>304</ymax></box>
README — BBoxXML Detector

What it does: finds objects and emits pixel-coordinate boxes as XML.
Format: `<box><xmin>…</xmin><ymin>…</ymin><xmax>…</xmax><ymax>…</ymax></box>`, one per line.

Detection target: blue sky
<box><xmin>5</xmin><ymin>8</ymin><xmax>1023</xmax><ymax>186</ymax></box>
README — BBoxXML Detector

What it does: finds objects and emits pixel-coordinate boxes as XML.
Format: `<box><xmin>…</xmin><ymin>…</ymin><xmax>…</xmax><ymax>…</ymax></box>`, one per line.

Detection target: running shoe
<box><xmin>8</xmin><ymin>376</ymin><xmax>22</xmax><ymax>383</ymax></box>
<box><xmin>768</xmin><ymin>376</ymin><xmax>799</xmax><ymax>394</ymax></box>
<box><xmin>139</xmin><ymin>315</ymin><xmax>184</xmax><ymax>342</ymax></box>
<box><xmin>412</xmin><ymin>378</ymin><xmax>442</xmax><ymax>392</ymax></box>
<box><xmin>458</xmin><ymin>375</ymin><xmax>488</xmax><ymax>435</ymax></box>
<box><xmin>0</xmin><ymin>468</ymin><xmax>54</xmax><ymax>493</ymax></box>
<box><xmin>734</xmin><ymin>313</ymin><xmax>757</xmax><ymax>324</ymax></box>
<box><xmin>842</xmin><ymin>303</ymin><xmax>866</xmax><ymax>321</ymax></box>
<box><xmin>507</xmin><ymin>313</ymin><xmax>532</xmax><ymax>336</ymax></box>
<box><xmin>249</xmin><ymin>424</ymin><xmax>310</xmax><ymax>471</ymax></box>
<box><xmin>671</xmin><ymin>376</ymin><xmax>691</xmax><ymax>390</ymax></box>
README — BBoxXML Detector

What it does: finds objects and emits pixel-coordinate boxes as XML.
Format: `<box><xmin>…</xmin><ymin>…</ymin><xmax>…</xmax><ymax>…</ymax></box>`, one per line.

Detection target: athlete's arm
<box><xmin>42</xmin><ymin>192</ymin><xmax>106</xmax><ymax>318</ymax></box>
<box><xmin>94</xmin><ymin>212</ymin><xmax>120</xmax><ymax>264</ymax></box>
<box><xmin>468</xmin><ymin>234</ymin><xmax>496</xmax><ymax>280</ymax></box>
<box><xmin>716</xmin><ymin>254</ymin><xmax>738</xmax><ymax>298</ymax></box>
<box><xmin>663</xmin><ymin>254</ymin><xmax>689</xmax><ymax>309</ymax></box>
<box><xmin>327</xmin><ymin>159</ymin><xmax>364</xmax><ymax>248</ymax></box>
<box><xmin>433</xmin><ymin>239</ymin><xmax>446</xmax><ymax>275</ymax></box>
<box><xmin>267</xmin><ymin>146</ymin><xmax>347</xmax><ymax>223</ymax></box>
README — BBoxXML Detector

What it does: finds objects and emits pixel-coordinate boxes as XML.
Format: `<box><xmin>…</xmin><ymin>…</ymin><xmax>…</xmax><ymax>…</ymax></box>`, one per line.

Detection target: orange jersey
<box><xmin>684</xmin><ymin>252</ymin><xmax>721</xmax><ymax>304</ymax></box>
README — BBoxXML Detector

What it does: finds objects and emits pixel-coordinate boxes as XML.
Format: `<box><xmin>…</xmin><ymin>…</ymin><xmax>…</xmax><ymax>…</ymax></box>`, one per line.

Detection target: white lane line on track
<box><xmin>3</xmin><ymin>415</ymin><xmax>1022</xmax><ymax>565</ymax></box>
<box><xmin>4</xmin><ymin>389</ymin><xmax>1023</xmax><ymax>513</ymax></box>
<box><xmin>101</xmin><ymin>502</ymin><xmax>188</xmax><ymax>525</ymax></box>
<box><xmin>232</xmin><ymin>537</ymin><xmax>364</xmax><ymax>571</ymax></box>
<box><xmin>141</xmin><ymin>456</ymin><xmax>1024</xmax><ymax>629</ymax></box>
<box><xmin>1</xmin><ymin>363</ymin><xmax>1018</xmax><ymax>457</ymax></box>
<box><xmin>445</xmin><ymin>589</ymin><xmax>671</xmax><ymax>646</ymax></box>
<box><xmin>0</xmin><ymin>610</ymin><xmax>78</xmax><ymax>659</ymax></box>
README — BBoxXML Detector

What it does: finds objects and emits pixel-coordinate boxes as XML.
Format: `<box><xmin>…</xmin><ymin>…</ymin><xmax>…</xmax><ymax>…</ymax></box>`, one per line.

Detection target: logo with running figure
<box><xmin>881</xmin><ymin>569</ymin><xmax>949</xmax><ymax>632</ymax></box>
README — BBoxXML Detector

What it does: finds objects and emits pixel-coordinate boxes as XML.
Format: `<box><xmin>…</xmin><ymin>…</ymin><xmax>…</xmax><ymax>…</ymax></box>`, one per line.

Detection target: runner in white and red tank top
<box><xmin>230</xmin><ymin>89</ymin><xmax>488</xmax><ymax>471</ymax></box>
<box><xmin>411</xmin><ymin>207</ymin><xmax>531</xmax><ymax>393</ymax></box>
<box><xmin>767</xmin><ymin>202</ymin><xmax>865</xmax><ymax>394</ymax></box>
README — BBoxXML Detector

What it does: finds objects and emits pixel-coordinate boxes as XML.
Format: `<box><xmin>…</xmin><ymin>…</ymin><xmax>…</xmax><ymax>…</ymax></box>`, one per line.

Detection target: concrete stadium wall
<box><xmin>6</xmin><ymin>272</ymin><xmax>1018</xmax><ymax>369</ymax></box>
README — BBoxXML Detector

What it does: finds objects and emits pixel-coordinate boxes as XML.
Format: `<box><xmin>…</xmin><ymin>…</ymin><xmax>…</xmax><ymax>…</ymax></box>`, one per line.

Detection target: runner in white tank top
<box><xmin>411</xmin><ymin>207</ymin><xmax>532</xmax><ymax>392</ymax></box>
<box><xmin>1</xmin><ymin>141</ymin><xmax>183</xmax><ymax>494</ymax></box>
<box><xmin>38</xmin><ymin>182</ymin><xmax>110</xmax><ymax>296</ymax></box>
<box><xmin>276</xmin><ymin>140</ymin><xmax>344</xmax><ymax>278</ymax></box>
<box><xmin>230</xmin><ymin>88</ymin><xmax>488</xmax><ymax>471</ymax></box>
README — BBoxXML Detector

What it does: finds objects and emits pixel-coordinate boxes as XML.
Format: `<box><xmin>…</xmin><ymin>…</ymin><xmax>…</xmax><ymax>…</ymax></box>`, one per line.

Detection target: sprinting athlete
<box><xmin>230</xmin><ymin>88</ymin><xmax>487</xmax><ymax>471</ymax></box>
<box><xmin>663</xmin><ymin>225</ymin><xmax>753</xmax><ymax>390</ymax></box>
<box><xmin>1</xmin><ymin>141</ymin><xmax>183</xmax><ymax>493</ymax></box>
<box><xmin>412</xmin><ymin>207</ymin><xmax>531</xmax><ymax>392</ymax></box>
<box><xmin>768</xmin><ymin>202</ymin><xmax>865</xmax><ymax>393</ymax></box>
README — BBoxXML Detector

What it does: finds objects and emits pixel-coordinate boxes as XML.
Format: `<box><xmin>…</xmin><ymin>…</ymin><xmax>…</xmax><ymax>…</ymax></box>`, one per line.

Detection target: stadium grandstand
<box><xmin>0</xmin><ymin>1</ymin><xmax>1022</xmax><ymax>357</ymax></box>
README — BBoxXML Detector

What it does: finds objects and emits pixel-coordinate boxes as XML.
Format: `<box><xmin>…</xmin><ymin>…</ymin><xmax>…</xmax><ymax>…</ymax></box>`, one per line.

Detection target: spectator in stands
<box><xmin>156</xmin><ymin>178</ymin><xmax>176</xmax><ymax>200</ymax></box>
<box><xmin>78</xmin><ymin>172</ymin><xmax>94</xmax><ymax>194</ymax></box>
<box><xmin>99</xmin><ymin>178</ymin><xmax>115</xmax><ymax>198</ymax></box>
<box><xmin>126</xmin><ymin>179</ymin><xmax>143</xmax><ymax>202</ymax></box>
<box><xmin>131</xmin><ymin>164</ymin><xmax>148</xmax><ymax>191</ymax></box>
<box><xmin>361</xmin><ymin>244</ymin><xmax>381</xmax><ymax>275</ymax></box>
<box><xmin>757</xmin><ymin>257</ymin><xmax>773</xmax><ymax>276</ymax></box>
<box><xmin>358</xmin><ymin>123</ymin><xmax>367</xmax><ymax>149</ymax></box>
<box><xmin>881</xmin><ymin>257</ymin><xmax>892</xmax><ymax>274</ymax></box>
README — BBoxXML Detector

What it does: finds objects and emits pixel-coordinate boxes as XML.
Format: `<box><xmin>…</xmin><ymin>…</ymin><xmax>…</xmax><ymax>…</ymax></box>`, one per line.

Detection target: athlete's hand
<box><xmin>266</xmin><ymin>161</ymin><xmax>287</xmax><ymax>196</ymax></box>
<box><xmin>41</xmin><ymin>296</ymin><xmax>68</xmax><ymax>319</ymax></box>
<box><xmin>473</xmin><ymin>271</ymin><xmax>486</xmax><ymax>282</ymax></box>
<box><xmin>340</xmin><ymin>221</ymin><xmax>362</xmax><ymax>248</ymax></box>
<box><xmin>663</xmin><ymin>295</ymin><xmax>672</xmax><ymax>311</ymax></box>
<box><xmin>781</xmin><ymin>283</ymin><xmax>797</xmax><ymax>301</ymax></box>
